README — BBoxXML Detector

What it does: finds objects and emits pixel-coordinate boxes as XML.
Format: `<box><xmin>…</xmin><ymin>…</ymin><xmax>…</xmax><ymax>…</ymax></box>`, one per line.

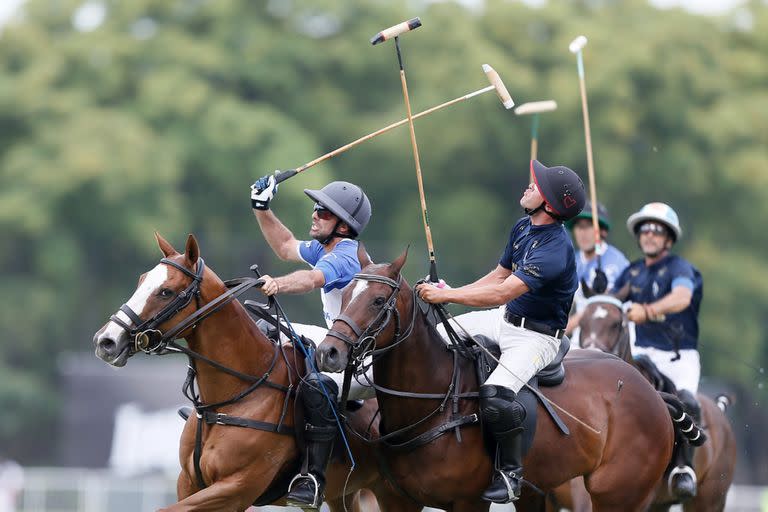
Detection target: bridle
<box><xmin>109</xmin><ymin>257</ymin><xmax>206</xmax><ymax>354</ymax></box>
<box><xmin>579</xmin><ymin>295</ymin><xmax>631</xmax><ymax>360</ymax></box>
<box><xmin>326</xmin><ymin>273</ymin><xmax>416</xmax><ymax>366</ymax></box>
<box><xmin>108</xmin><ymin>257</ymin><xmax>264</xmax><ymax>357</ymax></box>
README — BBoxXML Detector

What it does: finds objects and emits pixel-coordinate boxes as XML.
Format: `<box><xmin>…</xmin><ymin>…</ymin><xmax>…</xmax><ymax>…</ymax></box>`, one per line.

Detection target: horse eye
<box><xmin>372</xmin><ymin>296</ymin><xmax>386</xmax><ymax>307</ymax></box>
<box><xmin>158</xmin><ymin>288</ymin><xmax>174</xmax><ymax>298</ymax></box>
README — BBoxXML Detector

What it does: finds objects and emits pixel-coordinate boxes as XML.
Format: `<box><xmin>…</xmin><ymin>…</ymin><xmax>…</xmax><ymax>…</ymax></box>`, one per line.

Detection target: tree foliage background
<box><xmin>0</xmin><ymin>0</ymin><xmax>766</xmax><ymax>479</ymax></box>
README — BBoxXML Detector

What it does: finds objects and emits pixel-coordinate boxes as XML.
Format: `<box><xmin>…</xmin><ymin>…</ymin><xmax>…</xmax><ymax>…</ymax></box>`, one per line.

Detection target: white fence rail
<box><xmin>15</xmin><ymin>467</ymin><xmax>768</xmax><ymax>512</ymax></box>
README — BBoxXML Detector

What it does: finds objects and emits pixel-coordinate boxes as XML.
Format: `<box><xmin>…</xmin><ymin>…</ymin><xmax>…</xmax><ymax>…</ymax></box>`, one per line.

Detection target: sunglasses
<box><xmin>313</xmin><ymin>204</ymin><xmax>335</xmax><ymax>221</ymax></box>
<box><xmin>638</xmin><ymin>223</ymin><xmax>668</xmax><ymax>236</ymax></box>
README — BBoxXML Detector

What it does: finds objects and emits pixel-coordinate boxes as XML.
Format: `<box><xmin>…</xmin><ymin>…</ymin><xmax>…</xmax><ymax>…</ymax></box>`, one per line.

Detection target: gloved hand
<box><xmin>250</xmin><ymin>174</ymin><xmax>278</xmax><ymax>210</ymax></box>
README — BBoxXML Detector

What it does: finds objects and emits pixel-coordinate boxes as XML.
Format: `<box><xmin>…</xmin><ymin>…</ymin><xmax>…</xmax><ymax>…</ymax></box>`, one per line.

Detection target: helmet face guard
<box><xmin>530</xmin><ymin>160</ymin><xmax>586</xmax><ymax>221</ymax></box>
<box><xmin>305</xmin><ymin>181</ymin><xmax>372</xmax><ymax>237</ymax></box>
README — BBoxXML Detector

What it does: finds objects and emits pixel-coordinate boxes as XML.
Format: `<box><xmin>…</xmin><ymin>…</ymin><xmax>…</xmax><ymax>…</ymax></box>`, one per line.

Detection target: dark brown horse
<box><xmin>574</xmin><ymin>295</ymin><xmax>737</xmax><ymax>512</ymax></box>
<box><xmin>92</xmin><ymin>234</ymin><xmax>419</xmax><ymax>512</ymax></box>
<box><xmin>315</xmin><ymin>251</ymin><xmax>675</xmax><ymax>512</ymax></box>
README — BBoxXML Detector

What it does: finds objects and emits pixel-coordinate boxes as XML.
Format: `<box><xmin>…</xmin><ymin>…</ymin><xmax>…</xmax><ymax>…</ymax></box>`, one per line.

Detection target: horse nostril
<box><xmin>99</xmin><ymin>336</ymin><xmax>117</xmax><ymax>354</ymax></box>
<box><xmin>327</xmin><ymin>346</ymin><xmax>339</xmax><ymax>364</ymax></box>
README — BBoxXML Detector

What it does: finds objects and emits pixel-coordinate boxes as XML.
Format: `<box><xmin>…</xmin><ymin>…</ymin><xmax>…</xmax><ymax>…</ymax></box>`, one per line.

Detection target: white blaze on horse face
<box><xmin>349</xmin><ymin>280</ymin><xmax>369</xmax><ymax>305</ymax></box>
<box><xmin>102</xmin><ymin>264</ymin><xmax>169</xmax><ymax>339</ymax></box>
<box><xmin>592</xmin><ymin>306</ymin><xmax>609</xmax><ymax>319</ymax></box>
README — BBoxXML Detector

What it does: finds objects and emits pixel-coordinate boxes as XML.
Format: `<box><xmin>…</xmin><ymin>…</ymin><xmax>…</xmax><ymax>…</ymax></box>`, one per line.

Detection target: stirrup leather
<box><xmin>286</xmin><ymin>473</ymin><xmax>321</xmax><ymax>508</ymax></box>
<box><xmin>667</xmin><ymin>465</ymin><xmax>697</xmax><ymax>494</ymax></box>
<box><xmin>495</xmin><ymin>469</ymin><xmax>521</xmax><ymax>502</ymax></box>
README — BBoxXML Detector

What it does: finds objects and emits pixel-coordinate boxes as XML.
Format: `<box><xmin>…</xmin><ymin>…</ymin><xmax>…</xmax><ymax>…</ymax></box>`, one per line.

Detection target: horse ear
<box><xmin>184</xmin><ymin>234</ymin><xmax>200</xmax><ymax>266</ymax></box>
<box><xmin>357</xmin><ymin>241</ymin><xmax>373</xmax><ymax>269</ymax></box>
<box><xmin>581</xmin><ymin>277</ymin><xmax>596</xmax><ymax>298</ymax></box>
<box><xmin>155</xmin><ymin>232</ymin><xmax>179</xmax><ymax>257</ymax></box>
<box><xmin>388</xmin><ymin>246</ymin><xmax>409</xmax><ymax>276</ymax></box>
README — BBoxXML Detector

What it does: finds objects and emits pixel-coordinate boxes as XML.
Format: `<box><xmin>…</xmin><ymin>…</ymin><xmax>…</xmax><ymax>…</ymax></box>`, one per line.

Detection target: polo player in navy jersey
<box><xmin>613</xmin><ymin>202</ymin><xmax>704</xmax><ymax>500</ymax></box>
<box><xmin>417</xmin><ymin>160</ymin><xmax>586</xmax><ymax>504</ymax></box>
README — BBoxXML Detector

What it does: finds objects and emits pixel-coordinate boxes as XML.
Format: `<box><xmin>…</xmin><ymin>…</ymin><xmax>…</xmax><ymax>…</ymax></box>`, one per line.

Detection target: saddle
<box><xmin>468</xmin><ymin>335</ymin><xmax>571</xmax><ymax>459</ymax></box>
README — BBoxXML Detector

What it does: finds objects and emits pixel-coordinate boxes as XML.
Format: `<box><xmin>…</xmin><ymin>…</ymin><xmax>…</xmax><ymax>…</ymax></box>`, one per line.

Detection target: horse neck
<box><xmin>185</xmin><ymin>276</ymin><xmax>282</xmax><ymax>405</ymax></box>
<box><xmin>372</xmin><ymin>288</ymin><xmax>466</xmax><ymax>428</ymax></box>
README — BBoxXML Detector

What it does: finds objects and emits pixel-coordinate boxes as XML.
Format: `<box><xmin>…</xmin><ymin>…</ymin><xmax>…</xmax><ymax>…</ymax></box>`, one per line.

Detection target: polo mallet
<box><xmin>371</xmin><ymin>17</ymin><xmax>441</xmax><ymax>281</ymax></box>
<box><xmin>514</xmin><ymin>100</ymin><xmax>558</xmax><ymax>180</ymax></box>
<box><xmin>570</xmin><ymin>35</ymin><xmax>607</xmax><ymax>292</ymax></box>
<box><xmin>270</xmin><ymin>64</ymin><xmax>514</xmax><ymax>185</ymax></box>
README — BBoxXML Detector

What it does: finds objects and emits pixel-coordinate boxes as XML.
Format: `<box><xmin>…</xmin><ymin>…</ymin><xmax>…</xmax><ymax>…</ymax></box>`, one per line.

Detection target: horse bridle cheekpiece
<box><xmin>109</xmin><ymin>258</ymin><xmax>205</xmax><ymax>354</ymax></box>
<box><xmin>326</xmin><ymin>273</ymin><xmax>403</xmax><ymax>365</ymax></box>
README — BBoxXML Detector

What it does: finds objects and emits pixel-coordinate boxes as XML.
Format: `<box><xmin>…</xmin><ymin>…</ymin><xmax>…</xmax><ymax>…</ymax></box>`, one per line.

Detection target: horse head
<box><xmin>578</xmin><ymin>295</ymin><xmax>631</xmax><ymax>361</ymax></box>
<box><xmin>316</xmin><ymin>247</ymin><xmax>410</xmax><ymax>373</ymax></box>
<box><xmin>93</xmin><ymin>233</ymin><xmax>208</xmax><ymax>367</ymax></box>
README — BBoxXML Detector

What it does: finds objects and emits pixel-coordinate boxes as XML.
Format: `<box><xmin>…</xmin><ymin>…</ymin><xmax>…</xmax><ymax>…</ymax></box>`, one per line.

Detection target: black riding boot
<box><xmin>669</xmin><ymin>390</ymin><xmax>701</xmax><ymax>500</ymax></box>
<box><xmin>285</xmin><ymin>373</ymin><xmax>339</xmax><ymax>509</ymax></box>
<box><xmin>479</xmin><ymin>384</ymin><xmax>526</xmax><ymax>504</ymax></box>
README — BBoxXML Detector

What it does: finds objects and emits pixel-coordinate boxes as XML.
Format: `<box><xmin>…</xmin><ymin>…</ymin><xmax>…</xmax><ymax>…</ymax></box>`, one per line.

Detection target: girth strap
<box><xmin>384</xmin><ymin>414</ymin><xmax>479</xmax><ymax>451</ymax></box>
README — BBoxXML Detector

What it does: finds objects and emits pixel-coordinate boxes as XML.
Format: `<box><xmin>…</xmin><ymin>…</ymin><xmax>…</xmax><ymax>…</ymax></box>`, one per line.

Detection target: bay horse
<box><xmin>574</xmin><ymin>294</ymin><xmax>737</xmax><ymax>512</ymax></box>
<box><xmin>314</xmin><ymin>250</ymin><xmax>676</xmax><ymax>512</ymax></box>
<box><xmin>92</xmin><ymin>233</ymin><xmax>419</xmax><ymax>512</ymax></box>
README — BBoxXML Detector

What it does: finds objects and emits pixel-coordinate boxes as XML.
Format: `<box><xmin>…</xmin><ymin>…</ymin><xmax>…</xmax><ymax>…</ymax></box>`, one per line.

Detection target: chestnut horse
<box><xmin>93</xmin><ymin>234</ymin><xmax>419</xmax><ymax>512</ymax></box>
<box><xmin>315</xmin><ymin>251</ymin><xmax>675</xmax><ymax>512</ymax></box>
<box><xmin>574</xmin><ymin>295</ymin><xmax>737</xmax><ymax>512</ymax></box>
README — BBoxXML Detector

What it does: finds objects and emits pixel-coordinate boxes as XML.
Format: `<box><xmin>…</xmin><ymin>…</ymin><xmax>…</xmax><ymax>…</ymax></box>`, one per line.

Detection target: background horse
<box><xmin>315</xmin><ymin>250</ymin><xmax>675</xmax><ymax>512</ymax></box>
<box><xmin>92</xmin><ymin>233</ymin><xmax>418</xmax><ymax>512</ymax></box>
<box><xmin>575</xmin><ymin>295</ymin><xmax>737</xmax><ymax>512</ymax></box>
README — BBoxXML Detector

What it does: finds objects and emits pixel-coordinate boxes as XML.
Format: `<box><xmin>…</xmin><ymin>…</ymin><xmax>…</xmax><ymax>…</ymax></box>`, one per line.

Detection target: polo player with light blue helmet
<box><xmin>613</xmin><ymin>202</ymin><xmax>704</xmax><ymax>501</ymax></box>
<box><xmin>251</xmin><ymin>175</ymin><xmax>373</xmax><ymax>508</ymax></box>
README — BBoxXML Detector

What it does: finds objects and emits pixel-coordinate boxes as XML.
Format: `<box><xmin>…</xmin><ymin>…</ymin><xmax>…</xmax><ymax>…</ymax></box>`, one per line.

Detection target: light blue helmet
<box><xmin>626</xmin><ymin>202</ymin><xmax>682</xmax><ymax>242</ymax></box>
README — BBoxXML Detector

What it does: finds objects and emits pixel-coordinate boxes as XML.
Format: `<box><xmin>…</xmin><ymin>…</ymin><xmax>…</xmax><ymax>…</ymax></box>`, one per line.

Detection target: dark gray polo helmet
<box><xmin>304</xmin><ymin>181</ymin><xmax>372</xmax><ymax>237</ymax></box>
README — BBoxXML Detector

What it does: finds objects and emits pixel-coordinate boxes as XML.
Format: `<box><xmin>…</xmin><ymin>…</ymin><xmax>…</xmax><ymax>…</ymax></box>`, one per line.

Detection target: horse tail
<box><xmin>715</xmin><ymin>393</ymin><xmax>735</xmax><ymax>413</ymax></box>
<box><xmin>658</xmin><ymin>391</ymin><xmax>707</xmax><ymax>447</ymax></box>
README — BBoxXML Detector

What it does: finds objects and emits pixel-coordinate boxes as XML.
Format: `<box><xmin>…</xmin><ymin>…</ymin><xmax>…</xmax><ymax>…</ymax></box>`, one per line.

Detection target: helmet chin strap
<box><xmin>318</xmin><ymin>220</ymin><xmax>355</xmax><ymax>245</ymax></box>
<box><xmin>525</xmin><ymin>201</ymin><xmax>565</xmax><ymax>222</ymax></box>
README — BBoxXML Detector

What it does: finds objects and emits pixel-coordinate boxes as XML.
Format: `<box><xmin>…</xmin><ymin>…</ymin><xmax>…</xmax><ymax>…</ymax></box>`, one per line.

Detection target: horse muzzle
<box><xmin>316</xmin><ymin>341</ymin><xmax>348</xmax><ymax>373</ymax></box>
<box><xmin>94</xmin><ymin>329</ymin><xmax>131</xmax><ymax>367</ymax></box>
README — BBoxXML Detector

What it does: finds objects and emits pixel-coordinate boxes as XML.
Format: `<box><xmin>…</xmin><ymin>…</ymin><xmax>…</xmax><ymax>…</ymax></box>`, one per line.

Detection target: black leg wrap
<box><xmin>286</xmin><ymin>373</ymin><xmax>339</xmax><ymax>509</ymax></box>
<box><xmin>669</xmin><ymin>389</ymin><xmax>700</xmax><ymax>500</ymax></box>
<box><xmin>479</xmin><ymin>385</ymin><xmax>526</xmax><ymax>504</ymax></box>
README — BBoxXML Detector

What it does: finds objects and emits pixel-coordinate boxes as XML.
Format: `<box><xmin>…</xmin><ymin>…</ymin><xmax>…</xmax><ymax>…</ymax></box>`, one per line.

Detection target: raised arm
<box><xmin>253</xmin><ymin>210</ymin><xmax>303</xmax><ymax>262</ymax></box>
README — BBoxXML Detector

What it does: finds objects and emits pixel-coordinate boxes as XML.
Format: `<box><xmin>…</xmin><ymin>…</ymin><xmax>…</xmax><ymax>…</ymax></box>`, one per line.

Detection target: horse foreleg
<box><xmin>158</xmin><ymin>479</ymin><xmax>258</xmax><ymax>512</ymax></box>
<box><xmin>326</xmin><ymin>489</ymin><xmax>381</xmax><ymax>512</ymax></box>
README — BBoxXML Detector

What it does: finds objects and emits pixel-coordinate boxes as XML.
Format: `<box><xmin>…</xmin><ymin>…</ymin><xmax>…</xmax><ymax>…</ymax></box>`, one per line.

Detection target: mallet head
<box><xmin>514</xmin><ymin>100</ymin><xmax>558</xmax><ymax>116</ymax></box>
<box><xmin>569</xmin><ymin>35</ymin><xmax>588</xmax><ymax>54</ymax></box>
<box><xmin>482</xmin><ymin>64</ymin><xmax>514</xmax><ymax>109</ymax></box>
<box><xmin>371</xmin><ymin>18</ymin><xmax>422</xmax><ymax>45</ymax></box>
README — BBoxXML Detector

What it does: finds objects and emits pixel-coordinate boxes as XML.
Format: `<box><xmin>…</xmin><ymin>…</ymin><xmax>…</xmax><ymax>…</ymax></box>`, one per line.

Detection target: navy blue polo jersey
<box><xmin>499</xmin><ymin>217</ymin><xmax>578</xmax><ymax>330</ymax></box>
<box><xmin>613</xmin><ymin>254</ymin><xmax>702</xmax><ymax>350</ymax></box>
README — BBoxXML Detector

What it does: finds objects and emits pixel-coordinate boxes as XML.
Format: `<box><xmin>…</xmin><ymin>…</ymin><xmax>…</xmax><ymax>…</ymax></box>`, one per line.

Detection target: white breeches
<box><xmin>436</xmin><ymin>307</ymin><xmax>561</xmax><ymax>393</ymax></box>
<box><xmin>632</xmin><ymin>345</ymin><xmax>700</xmax><ymax>394</ymax></box>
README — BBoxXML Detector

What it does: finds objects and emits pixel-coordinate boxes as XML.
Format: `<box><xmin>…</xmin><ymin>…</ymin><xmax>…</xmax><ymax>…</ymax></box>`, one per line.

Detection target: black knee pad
<box><xmin>300</xmin><ymin>373</ymin><xmax>339</xmax><ymax>425</ymax></box>
<box><xmin>479</xmin><ymin>385</ymin><xmax>526</xmax><ymax>432</ymax></box>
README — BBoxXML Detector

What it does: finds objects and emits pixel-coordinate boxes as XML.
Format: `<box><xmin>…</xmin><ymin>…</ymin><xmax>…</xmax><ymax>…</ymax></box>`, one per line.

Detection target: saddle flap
<box><xmin>537</xmin><ymin>336</ymin><xmax>570</xmax><ymax>387</ymax></box>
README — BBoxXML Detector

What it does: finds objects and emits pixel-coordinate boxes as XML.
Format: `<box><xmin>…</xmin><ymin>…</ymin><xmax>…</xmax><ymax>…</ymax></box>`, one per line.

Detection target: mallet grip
<box><xmin>273</xmin><ymin>169</ymin><xmax>298</xmax><ymax>184</ymax></box>
<box><xmin>370</xmin><ymin>18</ymin><xmax>421</xmax><ymax>45</ymax></box>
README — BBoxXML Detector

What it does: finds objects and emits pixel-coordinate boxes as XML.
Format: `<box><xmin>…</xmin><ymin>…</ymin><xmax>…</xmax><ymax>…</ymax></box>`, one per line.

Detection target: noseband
<box><xmin>109</xmin><ymin>258</ymin><xmax>205</xmax><ymax>354</ymax></box>
<box><xmin>326</xmin><ymin>273</ymin><xmax>413</xmax><ymax>366</ymax></box>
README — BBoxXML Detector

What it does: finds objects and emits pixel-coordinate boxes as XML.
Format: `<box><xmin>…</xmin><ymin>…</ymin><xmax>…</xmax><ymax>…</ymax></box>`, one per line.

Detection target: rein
<box><xmin>328</xmin><ymin>273</ymin><xmax>479</xmax><ymax>450</ymax></box>
<box><xmin>107</xmin><ymin>258</ymin><xmax>296</xmax><ymax>490</ymax></box>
